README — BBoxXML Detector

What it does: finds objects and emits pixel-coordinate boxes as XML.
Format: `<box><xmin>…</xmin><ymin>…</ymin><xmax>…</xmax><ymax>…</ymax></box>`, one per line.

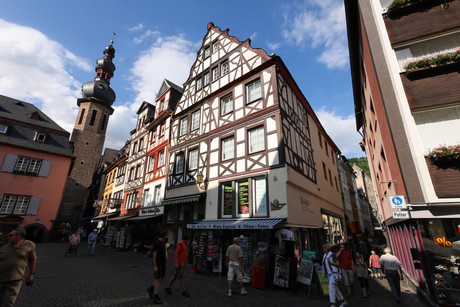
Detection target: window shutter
<box><xmin>26</xmin><ymin>197</ymin><xmax>41</xmax><ymax>215</ymax></box>
<box><xmin>38</xmin><ymin>160</ymin><xmax>52</xmax><ymax>177</ymax></box>
<box><xmin>1</xmin><ymin>154</ymin><xmax>17</xmax><ymax>173</ymax></box>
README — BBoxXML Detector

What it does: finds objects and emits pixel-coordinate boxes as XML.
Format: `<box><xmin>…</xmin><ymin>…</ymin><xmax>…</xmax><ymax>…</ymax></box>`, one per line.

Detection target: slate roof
<box><xmin>0</xmin><ymin>95</ymin><xmax>74</xmax><ymax>157</ymax></box>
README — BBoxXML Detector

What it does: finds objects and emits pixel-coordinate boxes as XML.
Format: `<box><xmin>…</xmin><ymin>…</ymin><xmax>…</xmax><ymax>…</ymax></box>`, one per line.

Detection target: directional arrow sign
<box><xmin>388</xmin><ymin>195</ymin><xmax>407</xmax><ymax>209</ymax></box>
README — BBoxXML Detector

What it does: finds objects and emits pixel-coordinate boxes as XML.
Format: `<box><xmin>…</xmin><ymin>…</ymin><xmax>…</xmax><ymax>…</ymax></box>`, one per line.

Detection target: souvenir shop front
<box><xmin>387</xmin><ymin>208</ymin><xmax>460</xmax><ymax>306</ymax></box>
<box><xmin>186</xmin><ymin>219</ymin><xmax>283</xmax><ymax>277</ymax></box>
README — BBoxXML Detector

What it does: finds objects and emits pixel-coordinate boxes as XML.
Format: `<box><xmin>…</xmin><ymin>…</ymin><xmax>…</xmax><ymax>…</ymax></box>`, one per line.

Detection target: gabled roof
<box><xmin>156</xmin><ymin>79</ymin><xmax>183</xmax><ymax>99</ymax></box>
<box><xmin>0</xmin><ymin>95</ymin><xmax>74</xmax><ymax>157</ymax></box>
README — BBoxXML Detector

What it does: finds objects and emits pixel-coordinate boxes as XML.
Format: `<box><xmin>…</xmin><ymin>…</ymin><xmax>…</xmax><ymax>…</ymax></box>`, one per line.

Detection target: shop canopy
<box><xmin>91</xmin><ymin>212</ymin><xmax>118</xmax><ymax>220</ymax></box>
<box><xmin>187</xmin><ymin>218</ymin><xmax>284</xmax><ymax>230</ymax></box>
<box><xmin>161</xmin><ymin>194</ymin><xmax>202</xmax><ymax>205</ymax></box>
<box><xmin>107</xmin><ymin>213</ymin><xmax>138</xmax><ymax>221</ymax></box>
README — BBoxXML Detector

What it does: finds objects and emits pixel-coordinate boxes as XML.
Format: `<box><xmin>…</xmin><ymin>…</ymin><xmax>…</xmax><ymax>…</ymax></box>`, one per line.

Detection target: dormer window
<box><xmin>0</xmin><ymin>124</ymin><xmax>8</xmax><ymax>134</ymax></box>
<box><xmin>34</xmin><ymin>132</ymin><xmax>46</xmax><ymax>142</ymax></box>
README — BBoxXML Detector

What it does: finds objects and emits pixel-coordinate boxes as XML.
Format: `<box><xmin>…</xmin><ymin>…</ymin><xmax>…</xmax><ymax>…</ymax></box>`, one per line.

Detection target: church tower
<box><xmin>57</xmin><ymin>41</ymin><xmax>117</xmax><ymax>230</ymax></box>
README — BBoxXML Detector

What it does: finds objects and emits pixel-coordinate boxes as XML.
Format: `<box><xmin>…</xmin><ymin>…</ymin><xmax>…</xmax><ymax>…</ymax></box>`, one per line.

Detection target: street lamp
<box><xmin>196</xmin><ymin>171</ymin><xmax>208</xmax><ymax>190</ymax></box>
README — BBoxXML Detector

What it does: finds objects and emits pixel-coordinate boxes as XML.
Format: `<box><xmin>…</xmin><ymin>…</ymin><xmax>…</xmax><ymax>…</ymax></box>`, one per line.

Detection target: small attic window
<box><xmin>30</xmin><ymin>111</ymin><xmax>41</xmax><ymax>120</ymax></box>
<box><xmin>0</xmin><ymin>124</ymin><xmax>8</xmax><ymax>134</ymax></box>
<box><xmin>34</xmin><ymin>131</ymin><xmax>46</xmax><ymax>142</ymax></box>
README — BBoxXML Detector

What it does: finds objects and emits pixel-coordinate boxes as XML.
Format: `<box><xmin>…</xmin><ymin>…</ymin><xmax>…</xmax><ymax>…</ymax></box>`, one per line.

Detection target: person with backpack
<box><xmin>322</xmin><ymin>243</ymin><xmax>347</xmax><ymax>307</ymax></box>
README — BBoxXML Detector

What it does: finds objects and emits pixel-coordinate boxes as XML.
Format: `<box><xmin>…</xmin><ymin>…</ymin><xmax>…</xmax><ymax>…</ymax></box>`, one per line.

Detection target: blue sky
<box><xmin>0</xmin><ymin>0</ymin><xmax>364</xmax><ymax>158</ymax></box>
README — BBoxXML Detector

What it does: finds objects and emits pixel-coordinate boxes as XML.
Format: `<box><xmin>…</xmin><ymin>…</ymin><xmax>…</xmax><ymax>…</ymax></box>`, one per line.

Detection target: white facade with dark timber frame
<box><xmin>164</xmin><ymin>23</ymin><xmax>344</xmax><ymax>243</ymax></box>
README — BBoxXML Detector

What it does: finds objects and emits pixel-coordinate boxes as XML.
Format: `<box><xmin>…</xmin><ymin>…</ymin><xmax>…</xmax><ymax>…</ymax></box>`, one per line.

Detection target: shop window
<box><xmin>220</xmin><ymin>176</ymin><xmax>268</xmax><ymax>218</ymax></box>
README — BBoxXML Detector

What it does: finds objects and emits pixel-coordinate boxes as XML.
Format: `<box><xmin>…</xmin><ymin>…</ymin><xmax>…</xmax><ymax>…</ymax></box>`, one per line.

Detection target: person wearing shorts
<box><xmin>225</xmin><ymin>237</ymin><xmax>247</xmax><ymax>297</ymax></box>
<box><xmin>164</xmin><ymin>234</ymin><xmax>190</xmax><ymax>298</ymax></box>
<box><xmin>369</xmin><ymin>250</ymin><xmax>382</xmax><ymax>279</ymax></box>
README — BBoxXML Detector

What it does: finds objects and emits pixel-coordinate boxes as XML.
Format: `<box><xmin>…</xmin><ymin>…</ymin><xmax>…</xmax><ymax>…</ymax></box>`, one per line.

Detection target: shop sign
<box><xmin>140</xmin><ymin>207</ymin><xmax>160</xmax><ymax>215</ymax></box>
<box><xmin>392</xmin><ymin>211</ymin><xmax>409</xmax><ymax>219</ymax></box>
<box><xmin>302</xmin><ymin>250</ymin><xmax>317</xmax><ymax>260</ymax></box>
<box><xmin>435</xmin><ymin>236</ymin><xmax>452</xmax><ymax>247</ymax></box>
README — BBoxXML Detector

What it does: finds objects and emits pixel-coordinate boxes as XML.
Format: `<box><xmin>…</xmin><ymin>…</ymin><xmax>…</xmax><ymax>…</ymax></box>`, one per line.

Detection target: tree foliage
<box><xmin>348</xmin><ymin>157</ymin><xmax>370</xmax><ymax>177</ymax></box>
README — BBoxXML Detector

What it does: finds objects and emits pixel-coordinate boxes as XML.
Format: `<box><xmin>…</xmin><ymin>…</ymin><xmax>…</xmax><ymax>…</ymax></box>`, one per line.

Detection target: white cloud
<box><xmin>0</xmin><ymin>19</ymin><xmax>91</xmax><ymax>133</ymax></box>
<box><xmin>132</xmin><ymin>30</ymin><xmax>161</xmax><ymax>45</ymax></box>
<box><xmin>128</xmin><ymin>23</ymin><xmax>144</xmax><ymax>32</ymax></box>
<box><xmin>103</xmin><ymin>33</ymin><xmax>197</xmax><ymax>150</ymax></box>
<box><xmin>129</xmin><ymin>34</ymin><xmax>197</xmax><ymax>104</ymax></box>
<box><xmin>282</xmin><ymin>0</ymin><xmax>349</xmax><ymax>69</ymax></box>
<box><xmin>316</xmin><ymin>108</ymin><xmax>365</xmax><ymax>158</ymax></box>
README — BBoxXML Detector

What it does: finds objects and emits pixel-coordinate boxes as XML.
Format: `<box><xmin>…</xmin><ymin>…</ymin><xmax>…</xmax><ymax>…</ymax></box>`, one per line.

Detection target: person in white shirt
<box><xmin>322</xmin><ymin>244</ymin><xmax>347</xmax><ymax>307</ymax></box>
<box><xmin>379</xmin><ymin>247</ymin><xmax>403</xmax><ymax>303</ymax></box>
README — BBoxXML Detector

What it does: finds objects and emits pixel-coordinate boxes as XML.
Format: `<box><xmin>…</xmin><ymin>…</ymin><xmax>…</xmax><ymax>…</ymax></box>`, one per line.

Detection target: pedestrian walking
<box><xmin>150</xmin><ymin>231</ymin><xmax>168</xmax><ymax>305</ymax></box>
<box><xmin>87</xmin><ymin>229</ymin><xmax>98</xmax><ymax>256</ymax></box>
<box><xmin>379</xmin><ymin>247</ymin><xmax>404</xmax><ymax>303</ymax></box>
<box><xmin>369</xmin><ymin>250</ymin><xmax>382</xmax><ymax>279</ymax></box>
<box><xmin>164</xmin><ymin>233</ymin><xmax>190</xmax><ymax>298</ymax></box>
<box><xmin>66</xmin><ymin>229</ymin><xmax>80</xmax><ymax>256</ymax></box>
<box><xmin>336</xmin><ymin>243</ymin><xmax>355</xmax><ymax>297</ymax></box>
<box><xmin>322</xmin><ymin>243</ymin><xmax>347</xmax><ymax>307</ymax></box>
<box><xmin>0</xmin><ymin>228</ymin><xmax>37</xmax><ymax>307</ymax></box>
<box><xmin>354</xmin><ymin>250</ymin><xmax>370</xmax><ymax>298</ymax></box>
<box><xmin>225</xmin><ymin>237</ymin><xmax>247</xmax><ymax>297</ymax></box>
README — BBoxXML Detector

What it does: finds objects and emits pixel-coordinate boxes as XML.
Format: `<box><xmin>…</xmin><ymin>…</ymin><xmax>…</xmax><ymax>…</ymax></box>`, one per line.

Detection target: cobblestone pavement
<box><xmin>14</xmin><ymin>242</ymin><xmax>431</xmax><ymax>307</ymax></box>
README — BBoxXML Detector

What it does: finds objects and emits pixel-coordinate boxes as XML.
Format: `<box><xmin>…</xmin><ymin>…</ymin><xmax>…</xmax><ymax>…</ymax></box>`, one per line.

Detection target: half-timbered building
<box><xmin>165</xmin><ymin>23</ymin><xmax>345</xmax><ymax>276</ymax></box>
<box><xmin>140</xmin><ymin>80</ymin><xmax>182</xmax><ymax>243</ymax></box>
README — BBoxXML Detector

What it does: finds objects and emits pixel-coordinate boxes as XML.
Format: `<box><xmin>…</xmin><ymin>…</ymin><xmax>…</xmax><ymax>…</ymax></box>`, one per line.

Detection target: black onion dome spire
<box><xmin>81</xmin><ymin>40</ymin><xmax>116</xmax><ymax>105</ymax></box>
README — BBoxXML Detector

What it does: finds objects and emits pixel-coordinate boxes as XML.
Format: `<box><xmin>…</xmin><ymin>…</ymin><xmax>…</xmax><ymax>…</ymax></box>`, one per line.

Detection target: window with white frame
<box><xmin>246</xmin><ymin>79</ymin><xmax>262</xmax><ymax>103</ymax></box>
<box><xmin>220</xmin><ymin>94</ymin><xmax>233</xmax><ymax>115</ymax></box>
<box><xmin>154</xmin><ymin>185</ymin><xmax>162</xmax><ymax>206</ymax></box>
<box><xmin>158</xmin><ymin>99</ymin><xmax>165</xmax><ymax>112</ymax></box>
<box><xmin>175</xmin><ymin>153</ymin><xmax>185</xmax><ymax>174</ymax></box>
<box><xmin>160</xmin><ymin>124</ymin><xmax>165</xmax><ymax>137</ymax></box>
<box><xmin>0</xmin><ymin>195</ymin><xmax>31</xmax><ymax>215</ymax></box>
<box><xmin>0</xmin><ymin>124</ymin><xmax>8</xmax><ymax>134</ymax></box>
<box><xmin>191</xmin><ymin>110</ymin><xmax>201</xmax><ymax>131</ymax></box>
<box><xmin>138</xmin><ymin>137</ymin><xmax>144</xmax><ymax>151</ymax></box>
<box><xmin>221</xmin><ymin>137</ymin><xmax>234</xmax><ymax>160</ymax></box>
<box><xmin>248</xmin><ymin>126</ymin><xmax>265</xmax><ymax>154</ymax></box>
<box><xmin>203</xmin><ymin>72</ymin><xmax>210</xmax><ymax>86</ymax></box>
<box><xmin>143</xmin><ymin>188</ymin><xmax>151</xmax><ymax>207</ymax></box>
<box><xmin>212</xmin><ymin>41</ymin><xmax>219</xmax><ymax>53</ymax></box>
<box><xmin>221</xmin><ymin>61</ymin><xmax>229</xmax><ymax>76</ymax></box>
<box><xmin>14</xmin><ymin>156</ymin><xmax>42</xmax><ymax>175</ymax></box>
<box><xmin>188</xmin><ymin>148</ymin><xmax>198</xmax><ymax>170</ymax></box>
<box><xmin>196</xmin><ymin>77</ymin><xmax>203</xmax><ymax>90</ymax></box>
<box><xmin>204</xmin><ymin>46</ymin><xmax>210</xmax><ymax>59</ymax></box>
<box><xmin>135</xmin><ymin>164</ymin><xmax>142</xmax><ymax>178</ymax></box>
<box><xmin>158</xmin><ymin>150</ymin><xmax>165</xmax><ymax>167</ymax></box>
<box><xmin>212</xmin><ymin>67</ymin><xmax>219</xmax><ymax>81</ymax></box>
<box><xmin>179</xmin><ymin>117</ymin><xmax>188</xmax><ymax>136</ymax></box>
<box><xmin>147</xmin><ymin>156</ymin><xmax>155</xmax><ymax>172</ymax></box>
<box><xmin>220</xmin><ymin>176</ymin><xmax>268</xmax><ymax>218</ymax></box>
<box><xmin>34</xmin><ymin>132</ymin><xmax>46</xmax><ymax>142</ymax></box>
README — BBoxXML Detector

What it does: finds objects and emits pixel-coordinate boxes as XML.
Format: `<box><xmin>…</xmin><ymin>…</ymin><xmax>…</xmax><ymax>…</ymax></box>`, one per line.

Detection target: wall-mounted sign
<box><xmin>389</xmin><ymin>195</ymin><xmax>407</xmax><ymax>209</ymax></box>
<box><xmin>392</xmin><ymin>211</ymin><xmax>409</xmax><ymax>219</ymax></box>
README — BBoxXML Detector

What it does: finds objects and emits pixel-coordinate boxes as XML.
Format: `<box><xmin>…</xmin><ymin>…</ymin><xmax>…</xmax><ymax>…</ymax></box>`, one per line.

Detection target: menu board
<box><xmin>238</xmin><ymin>181</ymin><xmax>249</xmax><ymax>214</ymax></box>
<box><xmin>223</xmin><ymin>185</ymin><xmax>233</xmax><ymax>216</ymax></box>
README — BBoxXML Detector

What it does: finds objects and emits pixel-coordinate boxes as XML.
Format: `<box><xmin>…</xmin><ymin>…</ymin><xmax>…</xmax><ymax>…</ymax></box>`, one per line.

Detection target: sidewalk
<box><xmin>14</xmin><ymin>242</ymin><xmax>431</xmax><ymax>307</ymax></box>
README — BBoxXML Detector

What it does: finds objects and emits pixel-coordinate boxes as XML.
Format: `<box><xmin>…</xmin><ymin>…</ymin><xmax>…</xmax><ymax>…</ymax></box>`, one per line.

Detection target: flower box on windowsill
<box><xmin>425</xmin><ymin>157</ymin><xmax>460</xmax><ymax>198</ymax></box>
<box><xmin>405</xmin><ymin>61</ymin><xmax>460</xmax><ymax>80</ymax></box>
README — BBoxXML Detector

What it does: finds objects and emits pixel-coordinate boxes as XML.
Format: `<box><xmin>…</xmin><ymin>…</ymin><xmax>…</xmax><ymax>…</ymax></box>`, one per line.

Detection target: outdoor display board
<box><xmin>297</xmin><ymin>259</ymin><xmax>314</xmax><ymax>285</ymax></box>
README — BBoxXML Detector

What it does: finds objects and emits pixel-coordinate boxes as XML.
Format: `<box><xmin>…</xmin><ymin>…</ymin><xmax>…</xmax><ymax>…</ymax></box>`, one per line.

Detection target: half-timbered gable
<box><xmin>277</xmin><ymin>73</ymin><xmax>316</xmax><ymax>182</ymax></box>
<box><xmin>142</xmin><ymin>80</ymin><xmax>182</xmax><ymax>216</ymax></box>
<box><xmin>122</xmin><ymin>102</ymin><xmax>154</xmax><ymax>212</ymax></box>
